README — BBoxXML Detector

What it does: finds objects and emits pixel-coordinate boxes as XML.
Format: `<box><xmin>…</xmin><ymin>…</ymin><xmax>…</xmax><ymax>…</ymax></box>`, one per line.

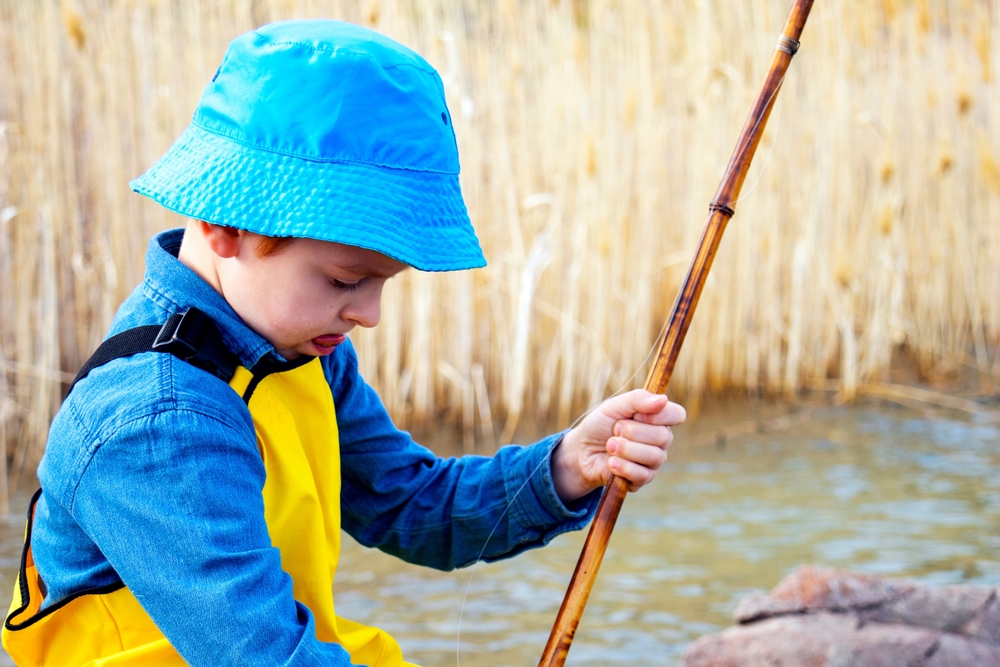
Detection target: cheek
<box><xmin>225</xmin><ymin>274</ymin><xmax>277</xmax><ymax>334</ymax></box>
<box><xmin>220</xmin><ymin>255</ymin><xmax>350</xmax><ymax>345</ymax></box>
<box><xmin>221</xmin><ymin>266</ymin><xmax>312</xmax><ymax>338</ymax></box>
<box><xmin>259</xmin><ymin>281</ymin><xmax>338</xmax><ymax>338</ymax></box>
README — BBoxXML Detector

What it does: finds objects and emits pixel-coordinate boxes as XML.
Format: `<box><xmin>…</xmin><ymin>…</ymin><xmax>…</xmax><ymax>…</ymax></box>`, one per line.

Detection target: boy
<box><xmin>3</xmin><ymin>19</ymin><xmax>684</xmax><ymax>667</ymax></box>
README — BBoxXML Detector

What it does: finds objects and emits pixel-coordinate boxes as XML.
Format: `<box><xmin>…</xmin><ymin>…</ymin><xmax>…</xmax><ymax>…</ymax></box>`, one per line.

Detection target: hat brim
<box><xmin>130</xmin><ymin>124</ymin><xmax>486</xmax><ymax>272</ymax></box>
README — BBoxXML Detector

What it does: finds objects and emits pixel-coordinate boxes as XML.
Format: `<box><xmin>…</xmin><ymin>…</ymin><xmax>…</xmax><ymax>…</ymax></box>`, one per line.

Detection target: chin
<box><xmin>271</xmin><ymin>345</ymin><xmax>304</xmax><ymax>361</ymax></box>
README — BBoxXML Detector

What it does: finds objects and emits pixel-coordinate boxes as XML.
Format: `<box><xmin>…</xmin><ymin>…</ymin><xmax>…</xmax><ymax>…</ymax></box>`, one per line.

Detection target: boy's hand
<box><xmin>551</xmin><ymin>390</ymin><xmax>686</xmax><ymax>503</ymax></box>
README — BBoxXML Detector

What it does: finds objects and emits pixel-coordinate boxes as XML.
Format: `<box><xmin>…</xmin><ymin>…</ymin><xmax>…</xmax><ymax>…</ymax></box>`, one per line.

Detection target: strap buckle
<box><xmin>153</xmin><ymin>308</ymin><xmax>237</xmax><ymax>381</ymax></box>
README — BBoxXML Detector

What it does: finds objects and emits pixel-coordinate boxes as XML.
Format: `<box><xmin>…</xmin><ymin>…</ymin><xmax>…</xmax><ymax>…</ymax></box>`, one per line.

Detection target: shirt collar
<box><xmin>141</xmin><ymin>228</ymin><xmax>280</xmax><ymax>369</ymax></box>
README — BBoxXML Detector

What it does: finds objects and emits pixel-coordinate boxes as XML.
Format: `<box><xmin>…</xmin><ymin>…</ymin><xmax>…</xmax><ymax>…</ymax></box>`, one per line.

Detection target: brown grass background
<box><xmin>0</xmin><ymin>0</ymin><xmax>997</xmax><ymax>511</ymax></box>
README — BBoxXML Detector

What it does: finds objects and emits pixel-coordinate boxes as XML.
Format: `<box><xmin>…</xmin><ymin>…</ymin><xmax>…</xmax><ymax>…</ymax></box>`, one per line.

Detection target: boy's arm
<box><xmin>39</xmin><ymin>363</ymin><xmax>360</xmax><ymax>667</ymax></box>
<box><xmin>328</xmin><ymin>340</ymin><xmax>603</xmax><ymax>570</ymax></box>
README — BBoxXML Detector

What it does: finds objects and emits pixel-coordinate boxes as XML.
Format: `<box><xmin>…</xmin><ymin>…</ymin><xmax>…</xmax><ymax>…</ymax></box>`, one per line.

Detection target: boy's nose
<box><xmin>342</xmin><ymin>289</ymin><xmax>383</xmax><ymax>329</ymax></box>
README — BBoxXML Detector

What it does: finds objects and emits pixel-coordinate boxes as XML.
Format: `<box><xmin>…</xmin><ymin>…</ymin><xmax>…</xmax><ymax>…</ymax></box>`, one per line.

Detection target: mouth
<box><xmin>311</xmin><ymin>334</ymin><xmax>347</xmax><ymax>352</ymax></box>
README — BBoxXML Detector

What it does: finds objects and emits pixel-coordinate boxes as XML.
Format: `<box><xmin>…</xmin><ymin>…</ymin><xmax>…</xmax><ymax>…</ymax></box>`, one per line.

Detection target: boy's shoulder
<box><xmin>82</xmin><ymin>282</ymin><xmax>253</xmax><ymax>428</ymax></box>
<box><xmin>43</xmin><ymin>348</ymin><xmax>256</xmax><ymax>507</ymax></box>
<box><xmin>63</xmin><ymin>348</ymin><xmax>251</xmax><ymax>444</ymax></box>
<box><xmin>40</xmin><ymin>289</ymin><xmax>257</xmax><ymax>505</ymax></box>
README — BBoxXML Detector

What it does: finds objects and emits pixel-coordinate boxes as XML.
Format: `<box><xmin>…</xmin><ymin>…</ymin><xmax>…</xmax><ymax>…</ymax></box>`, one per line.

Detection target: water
<box><xmin>3</xmin><ymin>399</ymin><xmax>999</xmax><ymax>666</ymax></box>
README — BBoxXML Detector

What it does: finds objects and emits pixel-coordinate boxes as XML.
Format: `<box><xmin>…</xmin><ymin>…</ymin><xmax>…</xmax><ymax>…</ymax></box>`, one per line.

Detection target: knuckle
<box><xmin>618</xmin><ymin>439</ymin><xmax>634</xmax><ymax>460</ymax></box>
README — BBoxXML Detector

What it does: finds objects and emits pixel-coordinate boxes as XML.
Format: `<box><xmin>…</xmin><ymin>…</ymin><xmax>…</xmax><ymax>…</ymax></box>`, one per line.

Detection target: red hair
<box><xmin>253</xmin><ymin>234</ymin><xmax>295</xmax><ymax>258</ymax></box>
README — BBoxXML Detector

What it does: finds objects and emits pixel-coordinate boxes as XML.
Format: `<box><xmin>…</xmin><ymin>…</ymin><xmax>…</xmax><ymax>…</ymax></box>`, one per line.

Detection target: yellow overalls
<box><xmin>3</xmin><ymin>357</ymin><xmax>416</xmax><ymax>667</ymax></box>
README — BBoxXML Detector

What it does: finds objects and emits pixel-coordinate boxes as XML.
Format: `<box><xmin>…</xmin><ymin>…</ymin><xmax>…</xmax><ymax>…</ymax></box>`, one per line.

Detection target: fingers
<box><xmin>634</xmin><ymin>395</ymin><xmax>686</xmax><ymax>426</ymax></box>
<box><xmin>607</xmin><ymin>434</ymin><xmax>668</xmax><ymax>469</ymax></box>
<box><xmin>603</xmin><ymin>394</ymin><xmax>680</xmax><ymax>492</ymax></box>
<box><xmin>565</xmin><ymin>390</ymin><xmax>685</xmax><ymax>495</ymax></box>
<box><xmin>606</xmin><ymin>428</ymin><xmax>670</xmax><ymax>491</ymax></box>
<box><xmin>613</xmin><ymin>420</ymin><xmax>673</xmax><ymax>449</ymax></box>
<box><xmin>607</xmin><ymin>448</ymin><xmax>663</xmax><ymax>491</ymax></box>
<box><xmin>603</xmin><ymin>389</ymin><xmax>686</xmax><ymax>426</ymax></box>
<box><xmin>598</xmin><ymin>390</ymin><xmax>664</xmax><ymax>420</ymax></box>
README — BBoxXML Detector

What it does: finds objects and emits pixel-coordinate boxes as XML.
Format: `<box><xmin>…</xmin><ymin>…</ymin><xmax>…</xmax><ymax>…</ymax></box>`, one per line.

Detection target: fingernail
<box><xmin>609</xmin><ymin>457</ymin><xmax>619</xmax><ymax>470</ymax></box>
<box><xmin>607</xmin><ymin>439</ymin><xmax>618</xmax><ymax>454</ymax></box>
<box><xmin>613</xmin><ymin>422</ymin><xmax>623</xmax><ymax>437</ymax></box>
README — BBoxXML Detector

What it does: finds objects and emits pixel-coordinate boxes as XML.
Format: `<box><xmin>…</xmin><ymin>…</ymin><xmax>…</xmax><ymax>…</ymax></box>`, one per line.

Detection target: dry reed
<box><xmin>0</xmin><ymin>0</ymin><xmax>998</xmax><ymax>507</ymax></box>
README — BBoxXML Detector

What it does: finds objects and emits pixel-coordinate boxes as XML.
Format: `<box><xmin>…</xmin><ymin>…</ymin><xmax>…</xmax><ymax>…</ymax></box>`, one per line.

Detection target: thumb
<box><xmin>602</xmin><ymin>389</ymin><xmax>667</xmax><ymax>419</ymax></box>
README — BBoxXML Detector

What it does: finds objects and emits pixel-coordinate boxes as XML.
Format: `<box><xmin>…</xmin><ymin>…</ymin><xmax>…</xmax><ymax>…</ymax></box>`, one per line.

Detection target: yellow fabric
<box><xmin>3</xmin><ymin>359</ymin><xmax>417</xmax><ymax>667</ymax></box>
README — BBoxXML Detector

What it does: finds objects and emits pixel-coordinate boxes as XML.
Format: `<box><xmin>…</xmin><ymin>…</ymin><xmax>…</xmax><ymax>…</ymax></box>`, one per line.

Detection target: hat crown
<box><xmin>194</xmin><ymin>20</ymin><xmax>459</xmax><ymax>174</ymax></box>
<box><xmin>131</xmin><ymin>19</ymin><xmax>486</xmax><ymax>272</ymax></box>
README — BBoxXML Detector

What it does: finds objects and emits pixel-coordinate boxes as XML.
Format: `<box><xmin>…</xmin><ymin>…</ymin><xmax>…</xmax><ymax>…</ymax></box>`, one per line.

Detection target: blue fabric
<box><xmin>32</xmin><ymin>229</ymin><xmax>600</xmax><ymax>667</ymax></box>
<box><xmin>130</xmin><ymin>20</ymin><xmax>486</xmax><ymax>272</ymax></box>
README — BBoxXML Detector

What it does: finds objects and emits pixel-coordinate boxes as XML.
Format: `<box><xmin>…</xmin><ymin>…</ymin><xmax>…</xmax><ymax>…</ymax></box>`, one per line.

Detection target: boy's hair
<box><xmin>253</xmin><ymin>234</ymin><xmax>293</xmax><ymax>258</ymax></box>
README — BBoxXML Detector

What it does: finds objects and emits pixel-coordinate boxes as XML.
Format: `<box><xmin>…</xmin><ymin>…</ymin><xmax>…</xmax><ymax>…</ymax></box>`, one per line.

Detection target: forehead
<box><xmin>294</xmin><ymin>237</ymin><xmax>408</xmax><ymax>277</ymax></box>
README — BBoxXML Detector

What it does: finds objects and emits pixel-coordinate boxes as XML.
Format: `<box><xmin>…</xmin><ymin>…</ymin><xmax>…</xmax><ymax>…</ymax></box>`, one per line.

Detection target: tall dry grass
<box><xmin>0</xmin><ymin>0</ymin><xmax>998</xmax><ymax>505</ymax></box>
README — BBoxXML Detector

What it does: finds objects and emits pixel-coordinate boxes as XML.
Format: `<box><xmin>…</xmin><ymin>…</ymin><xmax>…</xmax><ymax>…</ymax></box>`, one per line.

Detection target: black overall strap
<box><xmin>69</xmin><ymin>307</ymin><xmax>239</xmax><ymax>396</ymax></box>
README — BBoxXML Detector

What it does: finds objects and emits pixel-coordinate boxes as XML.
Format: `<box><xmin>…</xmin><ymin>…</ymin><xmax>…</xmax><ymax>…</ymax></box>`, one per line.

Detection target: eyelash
<box><xmin>330</xmin><ymin>278</ymin><xmax>363</xmax><ymax>292</ymax></box>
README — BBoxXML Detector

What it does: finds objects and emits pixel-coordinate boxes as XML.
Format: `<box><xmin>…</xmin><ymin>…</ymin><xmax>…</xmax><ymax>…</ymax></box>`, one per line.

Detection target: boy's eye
<box><xmin>330</xmin><ymin>277</ymin><xmax>362</xmax><ymax>292</ymax></box>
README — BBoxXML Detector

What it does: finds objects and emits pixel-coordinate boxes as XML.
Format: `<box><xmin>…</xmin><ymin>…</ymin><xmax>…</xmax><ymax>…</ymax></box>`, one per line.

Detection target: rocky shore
<box><xmin>682</xmin><ymin>566</ymin><xmax>1000</xmax><ymax>667</ymax></box>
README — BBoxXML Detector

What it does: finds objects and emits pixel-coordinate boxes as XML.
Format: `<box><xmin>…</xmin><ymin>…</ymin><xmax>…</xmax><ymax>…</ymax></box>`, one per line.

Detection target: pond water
<box><xmin>2</xmin><ymin>399</ymin><xmax>999</xmax><ymax>666</ymax></box>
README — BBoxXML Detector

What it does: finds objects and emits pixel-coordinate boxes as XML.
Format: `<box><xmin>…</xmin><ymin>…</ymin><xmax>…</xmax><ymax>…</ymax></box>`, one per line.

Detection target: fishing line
<box><xmin>454</xmin><ymin>60</ymin><xmax>789</xmax><ymax>667</ymax></box>
<box><xmin>731</xmin><ymin>71</ymin><xmax>787</xmax><ymax>207</ymax></box>
<box><xmin>454</xmin><ymin>308</ymin><xmax>675</xmax><ymax>666</ymax></box>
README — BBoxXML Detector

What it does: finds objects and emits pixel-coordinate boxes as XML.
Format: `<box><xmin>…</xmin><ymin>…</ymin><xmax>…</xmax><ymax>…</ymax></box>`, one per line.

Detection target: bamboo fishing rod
<box><xmin>538</xmin><ymin>1</ymin><xmax>815</xmax><ymax>665</ymax></box>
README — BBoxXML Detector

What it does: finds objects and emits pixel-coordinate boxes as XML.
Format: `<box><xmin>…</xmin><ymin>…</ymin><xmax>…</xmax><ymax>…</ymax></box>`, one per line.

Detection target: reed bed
<box><xmin>0</xmin><ymin>0</ymin><xmax>997</xmax><ymax>500</ymax></box>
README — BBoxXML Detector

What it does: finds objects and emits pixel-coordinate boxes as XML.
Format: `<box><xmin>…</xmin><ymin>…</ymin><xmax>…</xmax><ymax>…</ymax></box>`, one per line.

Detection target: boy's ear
<box><xmin>200</xmin><ymin>221</ymin><xmax>244</xmax><ymax>259</ymax></box>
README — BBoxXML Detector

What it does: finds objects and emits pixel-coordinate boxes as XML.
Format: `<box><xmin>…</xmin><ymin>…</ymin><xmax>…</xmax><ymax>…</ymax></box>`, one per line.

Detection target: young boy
<box><xmin>3</xmin><ymin>19</ymin><xmax>685</xmax><ymax>667</ymax></box>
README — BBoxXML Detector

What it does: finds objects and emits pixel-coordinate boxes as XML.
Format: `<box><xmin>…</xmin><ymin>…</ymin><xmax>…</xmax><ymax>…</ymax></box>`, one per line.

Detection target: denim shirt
<box><xmin>32</xmin><ymin>229</ymin><xmax>600</xmax><ymax>666</ymax></box>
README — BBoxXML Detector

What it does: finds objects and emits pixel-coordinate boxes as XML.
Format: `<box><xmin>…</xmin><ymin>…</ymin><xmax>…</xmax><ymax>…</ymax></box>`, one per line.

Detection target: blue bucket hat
<box><xmin>131</xmin><ymin>20</ymin><xmax>486</xmax><ymax>272</ymax></box>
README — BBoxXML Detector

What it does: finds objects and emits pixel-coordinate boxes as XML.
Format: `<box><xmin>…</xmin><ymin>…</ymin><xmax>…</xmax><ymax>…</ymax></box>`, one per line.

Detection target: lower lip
<box><xmin>311</xmin><ymin>334</ymin><xmax>346</xmax><ymax>353</ymax></box>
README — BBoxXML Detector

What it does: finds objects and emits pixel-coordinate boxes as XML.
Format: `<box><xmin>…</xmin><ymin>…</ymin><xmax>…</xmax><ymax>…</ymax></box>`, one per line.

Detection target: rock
<box><xmin>925</xmin><ymin>633</ymin><xmax>1000</xmax><ymax>667</ymax></box>
<box><xmin>683</xmin><ymin>613</ymin><xmax>938</xmax><ymax>667</ymax></box>
<box><xmin>859</xmin><ymin>585</ymin><xmax>994</xmax><ymax>634</ymax></box>
<box><xmin>734</xmin><ymin>565</ymin><xmax>917</xmax><ymax>623</ymax></box>
<box><xmin>682</xmin><ymin>567</ymin><xmax>1000</xmax><ymax>667</ymax></box>
<box><xmin>734</xmin><ymin>565</ymin><xmax>916</xmax><ymax>623</ymax></box>
<box><xmin>960</xmin><ymin>592</ymin><xmax>1000</xmax><ymax>646</ymax></box>
<box><xmin>826</xmin><ymin>621</ymin><xmax>939</xmax><ymax>667</ymax></box>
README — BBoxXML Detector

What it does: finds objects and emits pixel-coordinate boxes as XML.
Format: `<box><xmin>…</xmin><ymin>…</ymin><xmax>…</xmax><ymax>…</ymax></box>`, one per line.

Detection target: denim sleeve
<box><xmin>327</xmin><ymin>340</ymin><xmax>602</xmax><ymax>570</ymax></box>
<box><xmin>62</xmin><ymin>394</ymin><xmax>360</xmax><ymax>667</ymax></box>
